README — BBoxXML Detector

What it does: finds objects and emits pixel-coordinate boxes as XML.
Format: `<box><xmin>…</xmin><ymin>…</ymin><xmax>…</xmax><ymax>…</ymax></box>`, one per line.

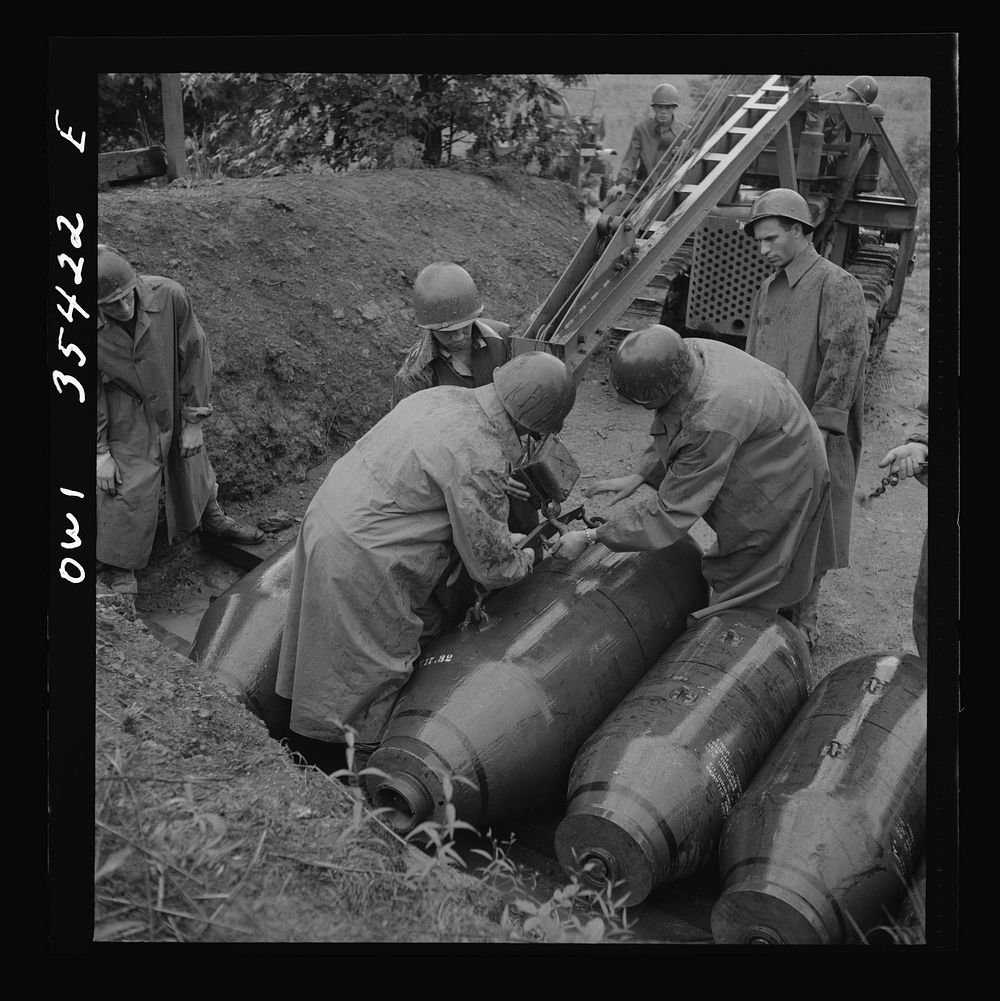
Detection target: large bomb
<box><xmin>711</xmin><ymin>653</ymin><xmax>927</xmax><ymax>945</ymax></box>
<box><xmin>555</xmin><ymin>608</ymin><xmax>811</xmax><ymax>905</ymax></box>
<box><xmin>188</xmin><ymin>539</ymin><xmax>296</xmax><ymax>735</ymax></box>
<box><xmin>366</xmin><ymin>538</ymin><xmax>708</xmax><ymax>834</ymax></box>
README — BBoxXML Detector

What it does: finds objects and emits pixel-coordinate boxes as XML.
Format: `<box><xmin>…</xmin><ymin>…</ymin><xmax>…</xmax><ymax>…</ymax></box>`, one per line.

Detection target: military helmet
<box><xmin>97</xmin><ymin>244</ymin><xmax>139</xmax><ymax>304</ymax></box>
<box><xmin>845</xmin><ymin>75</ymin><xmax>879</xmax><ymax>104</ymax></box>
<box><xmin>493</xmin><ymin>352</ymin><xmax>577</xmax><ymax>435</ymax></box>
<box><xmin>413</xmin><ymin>261</ymin><xmax>484</xmax><ymax>330</ymax></box>
<box><xmin>867</xmin><ymin>103</ymin><xmax>886</xmax><ymax>122</ymax></box>
<box><xmin>744</xmin><ymin>187</ymin><xmax>814</xmax><ymax>238</ymax></box>
<box><xmin>651</xmin><ymin>83</ymin><xmax>681</xmax><ymax>107</ymax></box>
<box><xmin>611</xmin><ymin>325</ymin><xmax>693</xmax><ymax>407</ymax></box>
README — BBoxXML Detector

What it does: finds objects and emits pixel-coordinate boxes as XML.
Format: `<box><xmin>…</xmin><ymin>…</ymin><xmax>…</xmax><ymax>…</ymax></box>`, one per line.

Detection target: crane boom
<box><xmin>512</xmin><ymin>75</ymin><xmax>817</xmax><ymax>378</ymax></box>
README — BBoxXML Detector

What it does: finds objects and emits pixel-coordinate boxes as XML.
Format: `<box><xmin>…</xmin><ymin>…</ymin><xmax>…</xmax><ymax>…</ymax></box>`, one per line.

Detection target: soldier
<box><xmin>96</xmin><ymin>245</ymin><xmax>263</xmax><ymax>596</ymax></box>
<box><xmin>392</xmin><ymin>262</ymin><xmax>513</xmax><ymax>406</ymax></box>
<box><xmin>606</xmin><ymin>83</ymin><xmax>687</xmax><ymax>201</ymax></box>
<box><xmin>816</xmin><ymin>75</ymin><xmax>879</xmax><ymax>145</ymax></box>
<box><xmin>276</xmin><ymin>352</ymin><xmax>577</xmax><ymax>768</ymax></box>
<box><xmin>878</xmin><ymin>394</ymin><xmax>929</xmax><ymax>660</ymax></box>
<box><xmin>392</xmin><ymin>260</ymin><xmax>538</xmax><ymax>541</ymax></box>
<box><xmin>550</xmin><ymin>326</ymin><xmax>835</xmax><ymax>632</ymax></box>
<box><xmin>743</xmin><ymin>188</ymin><xmax>869</xmax><ymax>649</ymax></box>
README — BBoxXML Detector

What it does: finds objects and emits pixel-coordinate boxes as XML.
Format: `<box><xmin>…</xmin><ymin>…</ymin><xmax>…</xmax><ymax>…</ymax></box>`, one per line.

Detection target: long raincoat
<box><xmin>391</xmin><ymin>318</ymin><xmax>537</xmax><ymax>535</ymax></box>
<box><xmin>907</xmin><ymin>394</ymin><xmax>929</xmax><ymax>661</ymax></box>
<box><xmin>615</xmin><ymin>118</ymin><xmax>687</xmax><ymax>187</ymax></box>
<box><xmin>96</xmin><ymin>276</ymin><xmax>216</xmax><ymax>569</ymax></box>
<box><xmin>599</xmin><ymin>339</ymin><xmax>836</xmax><ymax>617</ymax></box>
<box><xmin>745</xmin><ymin>242</ymin><xmax>869</xmax><ymax>568</ymax></box>
<box><xmin>275</xmin><ymin>383</ymin><xmax>534</xmax><ymax>744</ymax></box>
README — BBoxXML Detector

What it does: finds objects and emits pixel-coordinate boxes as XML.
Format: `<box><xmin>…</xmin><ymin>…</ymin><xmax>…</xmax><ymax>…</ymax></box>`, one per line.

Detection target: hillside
<box><xmin>98</xmin><ymin>168</ymin><xmax>589</xmax><ymax>503</ymax></box>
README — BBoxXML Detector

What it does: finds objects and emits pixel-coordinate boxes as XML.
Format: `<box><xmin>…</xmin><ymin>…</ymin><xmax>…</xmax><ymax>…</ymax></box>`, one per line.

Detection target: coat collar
<box><xmin>96</xmin><ymin>277</ymin><xmax>161</xmax><ymax>344</ymax></box>
<box><xmin>473</xmin><ymin>383</ymin><xmax>523</xmax><ymax>465</ymax></box>
<box><xmin>648</xmin><ymin>341</ymin><xmax>705</xmax><ymax>432</ymax></box>
<box><xmin>782</xmin><ymin>242</ymin><xmax>820</xmax><ymax>288</ymax></box>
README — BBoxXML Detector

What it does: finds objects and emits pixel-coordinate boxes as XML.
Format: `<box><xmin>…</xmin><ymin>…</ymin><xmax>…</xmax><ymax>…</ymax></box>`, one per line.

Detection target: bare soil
<box><xmin>91</xmin><ymin>167</ymin><xmax>929</xmax><ymax>944</ymax></box>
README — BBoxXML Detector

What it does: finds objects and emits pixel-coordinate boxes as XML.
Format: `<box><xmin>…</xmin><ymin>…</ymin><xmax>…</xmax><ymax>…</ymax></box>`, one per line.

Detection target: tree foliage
<box><xmin>98</xmin><ymin>73</ymin><xmax>588</xmax><ymax>178</ymax></box>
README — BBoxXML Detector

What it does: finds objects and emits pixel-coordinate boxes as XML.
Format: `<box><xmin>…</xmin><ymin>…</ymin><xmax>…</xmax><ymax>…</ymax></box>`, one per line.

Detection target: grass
<box><xmin>94</xmin><ymin>607</ymin><xmax>646</xmax><ymax>945</ymax></box>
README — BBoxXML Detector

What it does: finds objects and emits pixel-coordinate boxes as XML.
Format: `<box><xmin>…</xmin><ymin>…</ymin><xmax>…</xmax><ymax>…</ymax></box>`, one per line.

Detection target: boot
<box><xmin>108</xmin><ymin>567</ymin><xmax>138</xmax><ymax>595</ymax></box>
<box><xmin>201</xmin><ymin>497</ymin><xmax>264</xmax><ymax>545</ymax></box>
<box><xmin>794</xmin><ymin>575</ymin><xmax>824</xmax><ymax>652</ymax></box>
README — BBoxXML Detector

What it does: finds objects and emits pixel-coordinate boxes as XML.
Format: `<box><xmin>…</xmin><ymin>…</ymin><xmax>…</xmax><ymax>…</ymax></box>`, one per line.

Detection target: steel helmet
<box><xmin>611</xmin><ymin>325</ymin><xmax>693</xmax><ymax>407</ymax></box>
<box><xmin>97</xmin><ymin>244</ymin><xmax>139</xmax><ymax>304</ymax></box>
<box><xmin>651</xmin><ymin>83</ymin><xmax>680</xmax><ymax>107</ymax></box>
<box><xmin>867</xmin><ymin>103</ymin><xmax>885</xmax><ymax>122</ymax></box>
<box><xmin>744</xmin><ymin>187</ymin><xmax>814</xmax><ymax>238</ymax></box>
<box><xmin>413</xmin><ymin>261</ymin><xmax>484</xmax><ymax>330</ymax></box>
<box><xmin>845</xmin><ymin>75</ymin><xmax>879</xmax><ymax>105</ymax></box>
<box><xmin>494</xmin><ymin>352</ymin><xmax>576</xmax><ymax>435</ymax></box>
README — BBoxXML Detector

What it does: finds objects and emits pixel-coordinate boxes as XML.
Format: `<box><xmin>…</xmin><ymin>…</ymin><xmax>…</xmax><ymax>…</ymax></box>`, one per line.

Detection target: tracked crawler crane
<box><xmin>512</xmin><ymin>74</ymin><xmax>919</xmax><ymax>400</ymax></box>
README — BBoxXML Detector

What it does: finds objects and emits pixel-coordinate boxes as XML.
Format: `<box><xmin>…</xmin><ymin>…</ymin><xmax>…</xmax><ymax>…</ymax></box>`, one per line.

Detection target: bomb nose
<box><xmin>371</xmin><ymin>773</ymin><xmax>434</xmax><ymax>834</ymax></box>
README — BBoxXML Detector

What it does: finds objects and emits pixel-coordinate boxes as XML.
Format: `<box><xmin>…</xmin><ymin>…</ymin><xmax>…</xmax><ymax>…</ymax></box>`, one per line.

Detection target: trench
<box><xmin>142</xmin><ymin>537</ymin><xmax>718</xmax><ymax>944</ymax></box>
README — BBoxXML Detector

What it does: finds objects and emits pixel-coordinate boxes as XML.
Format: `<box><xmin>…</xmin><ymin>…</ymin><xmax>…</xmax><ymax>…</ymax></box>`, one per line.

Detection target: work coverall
<box><xmin>392</xmin><ymin>317</ymin><xmax>537</xmax><ymax>536</ymax></box>
<box><xmin>599</xmin><ymin>339</ymin><xmax>835</xmax><ymax>618</ymax></box>
<box><xmin>745</xmin><ymin>242</ymin><xmax>869</xmax><ymax>569</ymax></box>
<box><xmin>275</xmin><ymin>383</ymin><xmax>534</xmax><ymax>744</ymax></box>
<box><xmin>97</xmin><ymin>276</ymin><xmax>217</xmax><ymax>569</ymax></box>
<box><xmin>615</xmin><ymin>119</ymin><xmax>686</xmax><ymax>188</ymax></box>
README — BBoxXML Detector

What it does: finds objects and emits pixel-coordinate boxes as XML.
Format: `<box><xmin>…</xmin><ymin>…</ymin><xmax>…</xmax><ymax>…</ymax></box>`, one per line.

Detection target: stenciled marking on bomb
<box><xmin>705</xmin><ymin>737</ymin><xmax>743</xmax><ymax>818</ymax></box>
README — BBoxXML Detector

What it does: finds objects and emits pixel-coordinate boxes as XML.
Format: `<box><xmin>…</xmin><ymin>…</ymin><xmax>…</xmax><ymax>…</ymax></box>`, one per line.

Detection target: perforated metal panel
<box><xmin>686</xmin><ymin>217</ymin><xmax>773</xmax><ymax>339</ymax></box>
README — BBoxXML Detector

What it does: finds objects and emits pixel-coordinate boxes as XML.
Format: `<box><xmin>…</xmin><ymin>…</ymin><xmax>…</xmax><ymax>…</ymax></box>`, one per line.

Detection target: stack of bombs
<box><xmin>191</xmin><ymin>537</ymin><xmax>927</xmax><ymax>945</ymax></box>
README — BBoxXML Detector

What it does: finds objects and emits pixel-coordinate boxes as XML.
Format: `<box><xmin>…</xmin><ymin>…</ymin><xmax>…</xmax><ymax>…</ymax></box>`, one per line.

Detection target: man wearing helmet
<box><xmin>392</xmin><ymin>260</ymin><xmax>539</xmax><ymax>540</ymax></box>
<box><xmin>276</xmin><ymin>352</ymin><xmax>577</xmax><ymax>764</ymax></box>
<box><xmin>606</xmin><ymin>83</ymin><xmax>687</xmax><ymax>202</ymax></box>
<box><xmin>392</xmin><ymin>261</ymin><xmax>517</xmax><ymax>406</ymax></box>
<box><xmin>550</xmin><ymin>327</ymin><xmax>834</xmax><ymax>632</ymax></box>
<box><xmin>743</xmin><ymin>187</ymin><xmax>869</xmax><ymax>649</ymax></box>
<box><xmin>808</xmin><ymin>75</ymin><xmax>880</xmax><ymax>149</ymax></box>
<box><xmin>96</xmin><ymin>245</ymin><xmax>264</xmax><ymax>595</ymax></box>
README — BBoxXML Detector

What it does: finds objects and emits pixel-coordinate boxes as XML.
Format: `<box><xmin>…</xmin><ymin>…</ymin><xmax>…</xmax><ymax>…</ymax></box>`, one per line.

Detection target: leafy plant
<box><xmin>99</xmin><ymin>72</ymin><xmax>589</xmax><ymax>178</ymax></box>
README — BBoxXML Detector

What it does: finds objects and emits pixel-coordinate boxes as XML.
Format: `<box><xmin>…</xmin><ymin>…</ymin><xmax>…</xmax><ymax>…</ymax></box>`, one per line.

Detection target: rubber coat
<box><xmin>391</xmin><ymin>318</ymin><xmax>537</xmax><ymax>536</ymax></box>
<box><xmin>907</xmin><ymin>394</ymin><xmax>929</xmax><ymax>661</ymax></box>
<box><xmin>745</xmin><ymin>243</ymin><xmax>869</xmax><ymax>568</ymax></box>
<box><xmin>275</xmin><ymin>384</ymin><xmax>534</xmax><ymax>743</ymax></box>
<box><xmin>96</xmin><ymin>276</ymin><xmax>217</xmax><ymax>569</ymax></box>
<box><xmin>391</xmin><ymin>318</ymin><xmax>512</xmax><ymax>407</ymax></box>
<box><xmin>598</xmin><ymin>339</ymin><xmax>836</xmax><ymax>617</ymax></box>
<box><xmin>615</xmin><ymin>118</ymin><xmax>686</xmax><ymax>186</ymax></box>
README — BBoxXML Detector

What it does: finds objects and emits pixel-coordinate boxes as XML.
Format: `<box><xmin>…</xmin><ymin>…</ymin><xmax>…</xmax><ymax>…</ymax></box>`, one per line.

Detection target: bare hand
<box><xmin>878</xmin><ymin>442</ymin><xmax>928</xmax><ymax>480</ymax></box>
<box><xmin>607</xmin><ymin>183</ymin><xmax>626</xmax><ymax>200</ymax></box>
<box><xmin>506</xmin><ymin>475</ymin><xmax>532</xmax><ymax>502</ymax></box>
<box><xmin>97</xmin><ymin>451</ymin><xmax>122</xmax><ymax>495</ymax></box>
<box><xmin>548</xmin><ymin>529</ymin><xmax>589</xmax><ymax>560</ymax></box>
<box><xmin>180</xmin><ymin>422</ymin><xmax>204</xmax><ymax>458</ymax></box>
<box><xmin>582</xmin><ymin>474</ymin><xmax>644</xmax><ymax>505</ymax></box>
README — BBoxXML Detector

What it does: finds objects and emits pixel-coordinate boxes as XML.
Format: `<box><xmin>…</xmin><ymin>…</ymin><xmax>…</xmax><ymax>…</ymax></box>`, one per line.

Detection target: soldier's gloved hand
<box><xmin>97</xmin><ymin>451</ymin><xmax>121</xmax><ymax>495</ymax></box>
<box><xmin>879</xmin><ymin>442</ymin><xmax>928</xmax><ymax>481</ymax></box>
<box><xmin>180</xmin><ymin>422</ymin><xmax>204</xmax><ymax>458</ymax></box>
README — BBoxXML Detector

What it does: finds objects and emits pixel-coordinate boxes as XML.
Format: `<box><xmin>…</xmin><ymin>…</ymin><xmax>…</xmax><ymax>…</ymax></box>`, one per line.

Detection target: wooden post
<box><xmin>160</xmin><ymin>73</ymin><xmax>187</xmax><ymax>181</ymax></box>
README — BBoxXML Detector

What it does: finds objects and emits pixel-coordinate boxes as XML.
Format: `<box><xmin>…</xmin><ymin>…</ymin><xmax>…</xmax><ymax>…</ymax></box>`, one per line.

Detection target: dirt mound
<box><xmin>98</xmin><ymin>167</ymin><xmax>588</xmax><ymax>502</ymax></box>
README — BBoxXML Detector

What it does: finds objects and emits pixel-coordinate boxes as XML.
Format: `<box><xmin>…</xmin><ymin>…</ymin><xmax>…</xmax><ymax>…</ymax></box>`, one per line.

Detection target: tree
<box><xmin>98</xmin><ymin>73</ymin><xmax>589</xmax><ymax>176</ymax></box>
